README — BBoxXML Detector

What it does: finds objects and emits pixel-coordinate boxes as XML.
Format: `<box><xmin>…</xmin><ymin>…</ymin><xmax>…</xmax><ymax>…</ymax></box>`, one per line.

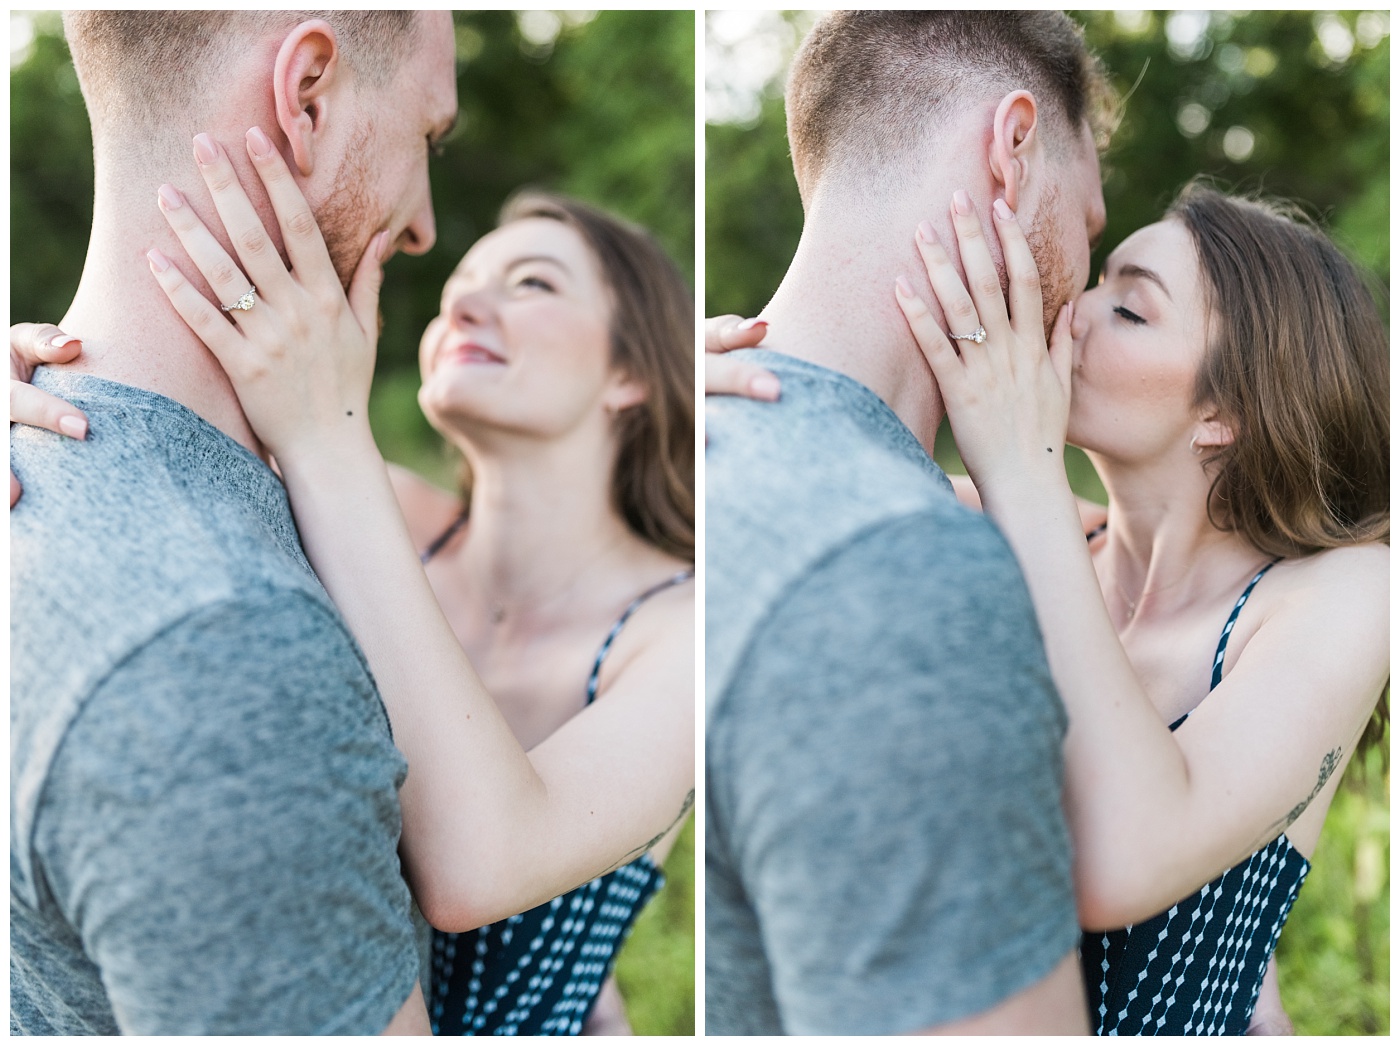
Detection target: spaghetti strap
<box><xmin>584</xmin><ymin>570</ymin><xmax>694</xmax><ymax>705</ymax></box>
<box><xmin>1209</xmin><ymin>559</ymin><xmax>1280</xmax><ymax>689</ymax></box>
<box><xmin>419</xmin><ymin>508</ymin><xmax>469</xmax><ymax>565</ymax></box>
<box><xmin>1168</xmin><ymin>558</ymin><xmax>1281</xmax><ymax>730</ymax></box>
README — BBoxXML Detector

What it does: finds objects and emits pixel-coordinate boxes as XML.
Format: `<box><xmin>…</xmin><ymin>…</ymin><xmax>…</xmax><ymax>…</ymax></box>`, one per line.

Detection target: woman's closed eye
<box><xmin>516</xmin><ymin>274</ymin><xmax>556</xmax><ymax>293</ymax></box>
<box><xmin>1114</xmin><ymin>305</ymin><xmax>1146</xmax><ymax>325</ymax></box>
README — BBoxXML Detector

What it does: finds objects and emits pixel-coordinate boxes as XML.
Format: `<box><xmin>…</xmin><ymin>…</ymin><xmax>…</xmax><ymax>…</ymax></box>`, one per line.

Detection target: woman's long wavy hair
<box><xmin>1170</xmin><ymin>181</ymin><xmax>1389</xmax><ymax>751</ymax></box>
<box><xmin>454</xmin><ymin>192</ymin><xmax>694</xmax><ymax>562</ymax></box>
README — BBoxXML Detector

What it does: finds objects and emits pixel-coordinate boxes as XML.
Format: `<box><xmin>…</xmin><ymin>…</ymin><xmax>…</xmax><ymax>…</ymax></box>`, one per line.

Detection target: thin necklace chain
<box><xmin>484</xmin><ymin>533</ymin><xmax>629</xmax><ymax>625</ymax></box>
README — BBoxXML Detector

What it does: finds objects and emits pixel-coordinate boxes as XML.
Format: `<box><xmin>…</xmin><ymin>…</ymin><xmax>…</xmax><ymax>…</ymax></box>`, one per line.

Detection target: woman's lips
<box><xmin>443</xmin><ymin>340</ymin><xmax>507</xmax><ymax>366</ymax></box>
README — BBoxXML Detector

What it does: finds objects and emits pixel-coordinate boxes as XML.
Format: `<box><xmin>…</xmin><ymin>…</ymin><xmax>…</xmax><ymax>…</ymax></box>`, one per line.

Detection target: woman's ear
<box><xmin>988</xmin><ymin>90</ymin><xmax>1040</xmax><ymax>214</ymax></box>
<box><xmin>604</xmin><ymin>374</ymin><xmax>649</xmax><ymax>415</ymax></box>
<box><xmin>1192</xmin><ymin>409</ymin><xmax>1236</xmax><ymax>451</ymax></box>
<box><xmin>272</xmin><ymin>19</ymin><xmax>341</xmax><ymax>177</ymax></box>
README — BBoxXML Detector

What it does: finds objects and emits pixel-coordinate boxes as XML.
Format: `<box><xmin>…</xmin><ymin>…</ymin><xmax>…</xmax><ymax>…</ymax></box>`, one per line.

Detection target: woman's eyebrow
<box><xmin>446</xmin><ymin>254</ymin><xmax>572</xmax><ymax>289</ymax></box>
<box><xmin>1116</xmin><ymin>261</ymin><xmax>1172</xmax><ymax>301</ymax></box>
<box><xmin>506</xmin><ymin>254</ymin><xmax>572</xmax><ymax>275</ymax></box>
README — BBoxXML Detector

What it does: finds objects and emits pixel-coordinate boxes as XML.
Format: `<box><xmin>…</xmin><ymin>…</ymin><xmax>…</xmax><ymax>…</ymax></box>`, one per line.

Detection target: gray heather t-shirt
<box><xmin>706</xmin><ymin>351</ymin><xmax>1080</xmax><ymax>1035</ymax></box>
<box><xmin>10</xmin><ymin>372</ymin><xmax>421</xmax><ymax>1034</ymax></box>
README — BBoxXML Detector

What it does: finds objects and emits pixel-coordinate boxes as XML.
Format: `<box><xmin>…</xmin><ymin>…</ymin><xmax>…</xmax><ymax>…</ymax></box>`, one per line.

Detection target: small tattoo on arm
<box><xmin>1264</xmin><ymin>747</ymin><xmax>1343</xmax><ymax>839</ymax></box>
<box><xmin>583</xmin><ymin>790</ymin><xmax>695</xmax><ymax>886</ymax></box>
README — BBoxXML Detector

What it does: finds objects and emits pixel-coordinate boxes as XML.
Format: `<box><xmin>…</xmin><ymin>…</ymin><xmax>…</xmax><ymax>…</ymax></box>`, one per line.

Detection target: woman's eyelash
<box><xmin>518</xmin><ymin>275</ymin><xmax>555</xmax><ymax>292</ymax></box>
<box><xmin>1114</xmin><ymin>305</ymin><xmax>1146</xmax><ymax>325</ymax></box>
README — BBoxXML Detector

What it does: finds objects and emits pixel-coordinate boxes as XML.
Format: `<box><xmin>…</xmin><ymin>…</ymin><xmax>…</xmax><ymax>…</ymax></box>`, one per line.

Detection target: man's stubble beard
<box><xmin>1023</xmin><ymin>181</ymin><xmax>1077</xmax><ymax>339</ymax></box>
<box><xmin>315</xmin><ymin>121</ymin><xmax>381</xmax><ymax>290</ymax></box>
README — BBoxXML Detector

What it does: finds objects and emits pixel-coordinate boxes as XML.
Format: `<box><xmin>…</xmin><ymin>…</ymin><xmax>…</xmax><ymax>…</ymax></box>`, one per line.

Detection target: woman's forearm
<box><xmin>275</xmin><ymin>429</ymin><xmax>678</xmax><ymax>929</ymax></box>
<box><xmin>978</xmin><ymin>477</ymin><xmax>1198</xmax><ymax>927</ymax></box>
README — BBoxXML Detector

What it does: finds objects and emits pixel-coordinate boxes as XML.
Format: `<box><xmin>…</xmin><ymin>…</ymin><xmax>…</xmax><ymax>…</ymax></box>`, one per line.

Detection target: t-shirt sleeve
<box><xmin>34</xmin><ymin>592</ymin><xmax>421</xmax><ymax>1035</ymax></box>
<box><xmin>714</xmin><ymin>509</ymin><xmax>1080</xmax><ymax>1034</ymax></box>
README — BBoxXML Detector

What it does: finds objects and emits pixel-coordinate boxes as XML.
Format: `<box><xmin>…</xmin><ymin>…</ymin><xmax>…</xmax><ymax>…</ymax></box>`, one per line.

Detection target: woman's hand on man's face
<box><xmin>146</xmin><ymin>128</ymin><xmax>387</xmax><ymax>466</ymax></box>
<box><xmin>9</xmin><ymin>323</ymin><xmax>87</xmax><ymax>507</ymax></box>
<box><xmin>893</xmin><ymin>192</ymin><xmax>1074</xmax><ymax>501</ymax></box>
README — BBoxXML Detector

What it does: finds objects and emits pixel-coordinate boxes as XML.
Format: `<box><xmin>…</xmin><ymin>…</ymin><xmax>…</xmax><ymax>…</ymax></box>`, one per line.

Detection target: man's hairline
<box><xmin>798</xmin><ymin>97</ymin><xmax>1097</xmax><ymax>209</ymax></box>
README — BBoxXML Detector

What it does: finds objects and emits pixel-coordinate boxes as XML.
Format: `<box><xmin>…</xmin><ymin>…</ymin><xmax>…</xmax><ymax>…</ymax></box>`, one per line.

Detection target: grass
<box><xmin>1275</xmin><ymin>739</ymin><xmax>1389</xmax><ymax>1034</ymax></box>
<box><xmin>613</xmin><ymin>818</ymin><xmax>695</xmax><ymax>1034</ymax></box>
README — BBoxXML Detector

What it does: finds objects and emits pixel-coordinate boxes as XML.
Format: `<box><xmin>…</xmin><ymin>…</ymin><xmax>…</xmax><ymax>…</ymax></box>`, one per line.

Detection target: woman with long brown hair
<box><xmin>709</xmin><ymin>182</ymin><xmax>1388</xmax><ymax>1034</ymax></box>
<box><xmin>11</xmin><ymin>144</ymin><xmax>693</xmax><ymax>1034</ymax></box>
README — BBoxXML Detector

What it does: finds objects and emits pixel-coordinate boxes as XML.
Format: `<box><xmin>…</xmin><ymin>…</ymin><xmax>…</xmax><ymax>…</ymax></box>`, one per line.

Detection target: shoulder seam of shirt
<box><xmin>27</xmin><ymin>587</ymin><xmax>383</xmax><ymax>865</ymax></box>
<box><xmin>714</xmin><ymin>503</ymin><xmax>996</xmax><ymax>717</ymax></box>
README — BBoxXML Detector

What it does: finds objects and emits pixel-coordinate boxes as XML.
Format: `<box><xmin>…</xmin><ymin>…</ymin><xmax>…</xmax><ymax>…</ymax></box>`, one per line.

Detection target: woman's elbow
<box><xmin>410</xmin><ymin>863</ymin><xmax>501</xmax><ymax>934</ymax></box>
<box><xmin>1073</xmin><ymin>858</ymin><xmax>1161</xmax><ymax>932</ymax></box>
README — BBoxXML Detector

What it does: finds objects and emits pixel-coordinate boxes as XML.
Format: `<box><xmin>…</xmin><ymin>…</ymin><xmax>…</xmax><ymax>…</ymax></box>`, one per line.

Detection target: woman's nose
<box><xmin>449</xmin><ymin>288</ymin><xmax>492</xmax><ymax>329</ymax></box>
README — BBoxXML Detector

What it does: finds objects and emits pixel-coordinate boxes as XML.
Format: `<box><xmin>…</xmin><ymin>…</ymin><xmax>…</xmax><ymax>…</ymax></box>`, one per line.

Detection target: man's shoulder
<box><xmin>11</xmin><ymin>372</ymin><xmax>330</xmax><ymax>670</ymax></box>
<box><xmin>706</xmin><ymin>354</ymin><xmax>1020</xmax><ymax>712</ymax></box>
<box><xmin>10</xmin><ymin>374</ymin><xmax>372</xmax><ymax>908</ymax></box>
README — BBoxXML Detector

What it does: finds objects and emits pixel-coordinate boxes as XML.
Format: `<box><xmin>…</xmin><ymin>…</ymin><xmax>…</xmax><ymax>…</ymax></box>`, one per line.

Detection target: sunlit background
<box><xmin>705</xmin><ymin>10</ymin><xmax>1388</xmax><ymax>1035</ymax></box>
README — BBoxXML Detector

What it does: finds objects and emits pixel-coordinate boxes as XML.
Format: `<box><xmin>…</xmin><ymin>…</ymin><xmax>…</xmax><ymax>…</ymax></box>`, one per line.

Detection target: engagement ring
<box><xmin>949</xmin><ymin>325</ymin><xmax>987</xmax><ymax>344</ymax></box>
<box><xmin>220</xmin><ymin>286</ymin><xmax>257</xmax><ymax>313</ymax></box>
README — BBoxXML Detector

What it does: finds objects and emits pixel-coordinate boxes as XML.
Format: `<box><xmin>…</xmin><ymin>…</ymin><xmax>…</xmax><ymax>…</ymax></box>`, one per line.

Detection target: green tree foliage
<box><xmin>1074</xmin><ymin>11</ymin><xmax>1389</xmax><ymax>292</ymax></box>
<box><xmin>10</xmin><ymin>11</ymin><xmax>695</xmax><ymax>1033</ymax></box>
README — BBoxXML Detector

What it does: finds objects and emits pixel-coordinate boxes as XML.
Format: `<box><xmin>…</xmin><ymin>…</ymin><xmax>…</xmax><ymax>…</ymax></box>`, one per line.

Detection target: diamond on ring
<box><xmin>950</xmin><ymin>325</ymin><xmax>987</xmax><ymax>344</ymax></box>
<box><xmin>221</xmin><ymin>286</ymin><xmax>257</xmax><ymax>313</ymax></box>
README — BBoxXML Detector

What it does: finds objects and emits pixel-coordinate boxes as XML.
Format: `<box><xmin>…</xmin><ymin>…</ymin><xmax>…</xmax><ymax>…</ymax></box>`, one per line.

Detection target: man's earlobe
<box><xmin>273</xmin><ymin>19</ymin><xmax>340</xmax><ymax>177</ymax></box>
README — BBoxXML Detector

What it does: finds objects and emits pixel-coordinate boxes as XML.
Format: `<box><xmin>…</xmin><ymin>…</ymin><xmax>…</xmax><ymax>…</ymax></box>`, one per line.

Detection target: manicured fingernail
<box><xmin>50</xmin><ymin>334</ymin><xmax>79</xmax><ymax>349</ymax></box>
<box><xmin>750</xmin><ymin>374</ymin><xmax>781</xmax><ymax>400</ymax></box>
<box><xmin>158</xmin><ymin>183</ymin><xmax>183</xmax><ymax>210</ymax></box>
<box><xmin>993</xmin><ymin>198</ymin><xmax>1014</xmax><ymax>221</ymax></box>
<box><xmin>193</xmin><ymin>133</ymin><xmax>219</xmax><ymax>165</ymax></box>
<box><xmin>58</xmin><ymin>416</ymin><xmax>87</xmax><ymax>440</ymax></box>
<box><xmin>246</xmin><ymin>126</ymin><xmax>273</xmax><ymax>159</ymax></box>
<box><xmin>146</xmin><ymin>248</ymin><xmax>170</xmax><ymax>273</ymax></box>
<box><xmin>895</xmin><ymin>274</ymin><xmax>914</xmax><ymax>297</ymax></box>
<box><xmin>736</xmin><ymin>317</ymin><xmax>767</xmax><ymax>331</ymax></box>
<box><xmin>952</xmin><ymin>189</ymin><xmax>973</xmax><ymax>215</ymax></box>
<box><xmin>376</xmin><ymin>230</ymin><xmax>390</xmax><ymax>261</ymax></box>
<box><xmin>917</xmin><ymin>220</ymin><xmax>936</xmax><ymax>243</ymax></box>
<box><xmin>1067</xmin><ymin>300</ymin><xmax>1075</xmax><ymax>324</ymax></box>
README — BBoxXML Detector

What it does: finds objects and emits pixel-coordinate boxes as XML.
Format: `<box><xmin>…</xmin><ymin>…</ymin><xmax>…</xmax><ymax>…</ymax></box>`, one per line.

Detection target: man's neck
<box><xmin>57</xmin><ymin>164</ymin><xmax>267</xmax><ymax>460</ymax></box>
<box><xmin>755</xmin><ymin>188</ymin><xmax>955</xmax><ymax>457</ymax></box>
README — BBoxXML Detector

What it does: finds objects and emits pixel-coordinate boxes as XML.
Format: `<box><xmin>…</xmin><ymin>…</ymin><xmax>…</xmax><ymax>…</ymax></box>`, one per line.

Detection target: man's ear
<box><xmin>989</xmin><ymin>90</ymin><xmax>1040</xmax><ymax>213</ymax></box>
<box><xmin>273</xmin><ymin>20</ymin><xmax>341</xmax><ymax>178</ymax></box>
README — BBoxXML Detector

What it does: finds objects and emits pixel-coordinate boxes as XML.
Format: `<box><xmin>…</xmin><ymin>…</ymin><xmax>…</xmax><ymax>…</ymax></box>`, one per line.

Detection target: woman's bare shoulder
<box><xmin>595</xmin><ymin>562</ymin><xmax>694</xmax><ymax>689</ymax></box>
<box><xmin>1273</xmin><ymin>542</ymin><xmax>1389</xmax><ymax>602</ymax></box>
<box><xmin>387</xmin><ymin>463</ymin><xmax>462</xmax><ymax>550</ymax></box>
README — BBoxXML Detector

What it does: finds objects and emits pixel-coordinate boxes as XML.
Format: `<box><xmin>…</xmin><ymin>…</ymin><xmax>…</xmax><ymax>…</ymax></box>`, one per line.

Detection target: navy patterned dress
<box><xmin>1081</xmin><ymin>559</ymin><xmax>1310</xmax><ymax>1035</ymax></box>
<box><xmin>420</xmin><ymin>520</ymin><xmax>690</xmax><ymax>1036</ymax></box>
